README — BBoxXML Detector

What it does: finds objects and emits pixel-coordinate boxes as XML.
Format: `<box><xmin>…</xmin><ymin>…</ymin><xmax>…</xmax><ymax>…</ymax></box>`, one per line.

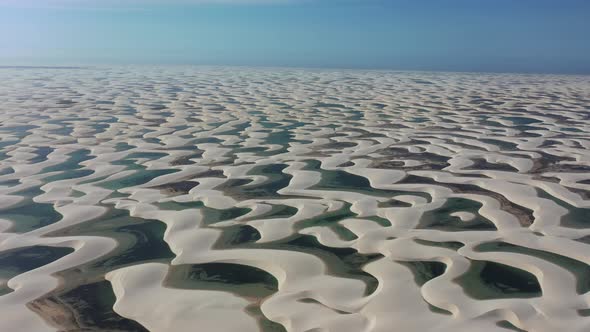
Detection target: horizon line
<box><xmin>1</xmin><ymin>63</ymin><xmax>590</xmax><ymax>77</ymax></box>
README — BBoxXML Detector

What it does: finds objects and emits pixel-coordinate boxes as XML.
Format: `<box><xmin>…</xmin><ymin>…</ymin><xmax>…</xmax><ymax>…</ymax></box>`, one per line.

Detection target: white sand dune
<box><xmin>0</xmin><ymin>66</ymin><xmax>589</xmax><ymax>331</ymax></box>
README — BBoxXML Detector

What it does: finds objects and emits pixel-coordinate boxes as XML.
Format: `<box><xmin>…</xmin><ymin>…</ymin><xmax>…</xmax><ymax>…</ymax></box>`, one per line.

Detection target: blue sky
<box><xmin>1</xmin><ymin>0</ymin><xmax>589</xmax><ymax>73</ymax></box>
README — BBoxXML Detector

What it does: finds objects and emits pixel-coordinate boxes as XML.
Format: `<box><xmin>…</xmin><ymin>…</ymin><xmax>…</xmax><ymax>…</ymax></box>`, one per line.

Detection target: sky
<box><xmin>1</xmin><ymin>0</ymin><xmax>589</xmax><ymax>74</ymax></box>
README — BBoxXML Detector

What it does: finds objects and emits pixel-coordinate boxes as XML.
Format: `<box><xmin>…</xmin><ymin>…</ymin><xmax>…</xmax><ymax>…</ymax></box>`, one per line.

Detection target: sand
<box><xmin>0</xmin><ymin>66</ymin><xmax>589</xmax><ymax>331</ymax></box>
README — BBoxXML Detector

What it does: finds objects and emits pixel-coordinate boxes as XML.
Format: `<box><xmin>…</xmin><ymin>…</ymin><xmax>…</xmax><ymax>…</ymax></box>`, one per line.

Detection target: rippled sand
<box><xmin>0</xmin><ymin>66</ymin><xmax>589</xmax><ymax>332</ymax></box>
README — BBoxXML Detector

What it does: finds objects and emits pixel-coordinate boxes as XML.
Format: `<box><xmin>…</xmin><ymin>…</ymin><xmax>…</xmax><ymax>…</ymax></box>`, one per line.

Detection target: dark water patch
<box><xmin>466</xmin><ymin>158</ymin><xmax>519</xmax><ymax>172</ymax></box>
<box><xmin>56</xmin><ymin>99</ymin><xmax>76</xmax><ymax>105</ymax></box>
<box><xmin>28</xmin><ymin>280</ymin><xmax>148</xmax><ymax>332</ymax></box>
<box><xmin>418</xmin><ymin>197</ymin><xmax>497</xmax><ymax>231</ymax></box>
<box><xmin>446</xmin><ymin>140</ymin><xmax>487</xmax><ymax>152</ymax></box>
<box><xmin>369</xmin><ymin>160</ymin><xmax>406</xmax><ymax>169</ymax></box>
<box><xmin>277</xmin><ymin>235</ymin><xmax>381</xmax><ymax>295</ymax></box>
<box><xmin>156</xmin><ymin>200</ymin><xmax>204</xmax><ymax>210</ymax></box>
<box><xmin>42</xmin><ymin>149</ymin><xmax>93</xmax><ymax>174</ymax></box>
<box><xmin>0</xmin><ymin>246</ymin><xmax>73</xmax><ymax>295</ymax></box>
<box><xmin>99</xmin><ymin>169</ymin><xmax>178</xmax><ymax>190</ymax></box>
<box><xmin>574</xmin><ymin>235</ymin><xmax>590</xmax><ymax>245</ymax></box>
<box><xmin>215</xmin><ymin>224</ymin><xmax>262</xmax><ymax>247</ymax></box>
<box><xmin>476</xmin><ymin>241</ymin><xmax>590</xmax><ymax>294</ymax></box>
<box><xmin>0</xmin><ymin>178</ymin><xmax>19</xmax><ymax>186</ymax></box>
<box><xmin>454</xmin><ymin>260</ymin><xmax>541</xmax><ymax>300</ymax></box>
<box><xmin>314</xmin><ymin>103</ymin><xmax>347</xmax><ymax>109</ymax></box>
<box><xmin>90</xmin><ymin>121</ymin><xmax>111</xmax><ymax>134</ymax></box>
<box><xmin>91</xmin><ymin>220</ymin><xmax>174</xmax><ymax>269</ymax></box>
<box><xmin>255</xmin><ymin>204</ymin><xmax>298</xmax><ymax>220</ymax></box>
<box><xmin>262</xmin><ymin>120</ymin><xmax>305</xmax><ymax>149</ymax></box>
<box><xmin>378</xmin><ymin>199</ymin><xmax>412</xmax><ymax>208</ymax></box>
<box><xmin>200</xmin><ymin>205</ymin><xmax>252</xmax><ymax>226</ymax></box>
<box><xmin>233</xmin><ymin>146</ymin><xmax>269</xmax><ymax>155</ymax></box>
<box><xmin>258</xmin><ymin>131</ymin><xmax>291</xmax><ymax>155</ymax></box>
<box><xmin>561</xmin><ymin>127</ymin><xmax>583</xmax><ymax>133</ymax></box>
<box><xmin>364</xmin><ymin>215</ymin><xmax>392</xmax><ymax>227</ymax></box>
<box><xmin>503</xmin><ymin>116</ymin><xmax>541</xmax><ymax>125</ymax></box>
<box><xmin>330</xmin><ymin>223</ymin><xmax>359</xmax><ymax>241</ymax></box>
<box><xmin>167</xmin><ymin>263</ymin><xmax>278</xmax><ymax>298</ymax></box>
<box><xmin>71</xmin><ymin>189</ymin><xmax>85</xmax><ymax>198</ymax></box>
<box><xmin>316</xmin><ymin>141</ymin><xmax>357</xmax><ymax>151</ymax></box>
<box><xmin>320</xmin><ymin>132</ymin><xmax>348</xmax><ymax>139</ymax></box>
<box><xmin>77</xmin><ymin>174</ymin><xmax>111</xmax><ymax>186</ymax></box>
<box><xmin>529</xmin><ymin>151</ymin><xmax>578</xmax><ymax>174</ymax></box>
<box><xmin>246</xmin><ymin>305</ymin><xmax>288</xmax><ymax>332</ymax></box>
<box><xmin>51</xmin><ymin>209</ymin><xmax>174</xmax><ymax>272</ymax></box>
<box><xmin>402</xmin><ymin>177</ymin><xmax>533</xmax><ymax>227</ymax></box>
<box><xmin>125</xmin><ymin>151</ymin><xmax>168</xmax><ymax>160</ymax></box>
<box><xmin>537</xmin><ymin>139</ymin><xmax>561</xmax><ymax>149</ymax></box>
<box><xmin>196</xmin><ymin>169</ymin><xmax>226</xmax><ymax>178</ymax></box>
<box><xmin>193</xmin><ymin>137</ymin><xmax>223</xmax><ymax>144</ymax></box>
<box><xmin>10</xmin><ymin>184</ymin><xmax>44</xmax><ymax>197</ymax></box>
<box><xmin>114</xmin><ymin>142</ymin><xmax>135</xmax><ymax>152</ymax></box>
<box><xmin>150</xmin><ymin>180</ymin><xmax>199</xmax><ymax>194</ymax></box>
<box><xmin>337</xmin><ymin>161</ymin><xmax>355</xmax><ymax>167</ymax></box>
<box><xmin>214</xmin><ymin>178</ymin><xmax>254</xmax><ymax>190</ymax></box>
<box><xmin>374</xmin><ymin>147</ymin><xmax>450</xmax><ymax>171</ymax></box>
<box><xmin>297</xmin><ymin>297</ymin><xmax>350</xmax><ymax>314</ymax></box>
<box><xmin>410</xmin><ymin>117</ymin><xmax>429</xmax><ymax>123</ymax></box>
<box><xmin>480</xmin><ymin>139</ymin><xmax>518</xmax><ymax>151</ymax></box>
<box><xmin>220</xmin><ymin>164</ymin><xmax>292</xmax><ymax>200</ymax></box>
<box><xmin>538</xmin><ymin>163</ymin><xmax>590</xmax><ymax>173</ymax></box>
<box><xmin>295</xmin><ymin>202</ymin><xmax>355</xmax><ymax>231</ymax></box>
<box><xmin>45</xmin><ymin>118</ymin><xmax>75</xmax><ymax>136</ymax></box>
<box><xmin>344</xmin><ymin>109</ymin><xmax>364</xmax><ymax>122</ymax></box>
<box><xmin>497</xmin><ymin>320</ymin><xmax>527</xmax><ymax>331</ymax></box>
<box><xmin>0</xmin><ymin>125</ymin><xmax>38</xmax><ymax>138</ymax></box>
<box><xmin>51</xmin><ymin>126</ymin><xmax>75</xmax><ymax>136</ymax></box>
<box><xmin>0</xmin><ymin>198</ymin><xmax>62</xmax><ymax>233</ymax></box>
<box><xmin>469</xmin><ymin>98</ymin><xmax>501</xmax><ymax>105</ymax></box>
<box><xmin>0</xmin><ymin>140</ymin><xmax>16</xmax><ymax>160</ymax></box>
<box><xmin>399</xmin><ymin>260</ymin><xmax>446</xmax><ymax>286</ymax></box>
<box><xmin>305</xmin><ymin>159</ymin><xmax>430</xmax><ymax>200</ymax></box>
<box><xmin>341</xmin><ymin>127</ymin><xmax>387</xmax><ymax>139</ymax></box>
<box><xmin>43</xmin><ymin>169</ymin><xmax>94</xmax><ymax>182</ymax></box>
<box><xmin>412</xmin><ymin>79</ymin><xmax>434</xmax><ymax>85</ymax></box>
<box><xmin>230</xmin><ymin>234</ymin><xmax>381</xmax><ymax>296</ymax></box>
<box><xmin>216</xmin><ymin>122</ymin><xmax>251</xmax><ymax>137</ymax></box>
<box><xmin>514</xmin><ymin>125</ymin><xmax>545</xmax><ymax>134</ymax></box>
<box><xmin>537</xmin><ymin>189</ymin><xmax>590</xmax><ymax>229</ymax></box>
<box><xmin>414</xmin><ymin>239</ymin><xmax>465</xmax><ymax>251</ymax></box>
<box><xmin>29</xmin><ymin>146</ymin><xmax>54</xmax><ymax>164</ymax></box>
<box><xmin>170</xmin><ymin>152</ymin><xmax>203</xmax><ymax>165</ymax></box>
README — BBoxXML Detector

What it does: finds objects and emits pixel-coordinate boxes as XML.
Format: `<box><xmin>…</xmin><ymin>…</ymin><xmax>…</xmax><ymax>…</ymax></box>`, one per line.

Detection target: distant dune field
<box><xmin>0</xmin><ymin>66</ymin><xmax>589</xmax><ymax>332</ymax></box>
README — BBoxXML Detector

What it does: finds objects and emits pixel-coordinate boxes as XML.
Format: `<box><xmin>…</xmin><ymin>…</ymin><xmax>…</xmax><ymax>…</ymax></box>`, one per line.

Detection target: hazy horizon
<box><xmin>1</xmin><ymin>0</ymin><xmax>590</xmax><ymax>74</ymax></box>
